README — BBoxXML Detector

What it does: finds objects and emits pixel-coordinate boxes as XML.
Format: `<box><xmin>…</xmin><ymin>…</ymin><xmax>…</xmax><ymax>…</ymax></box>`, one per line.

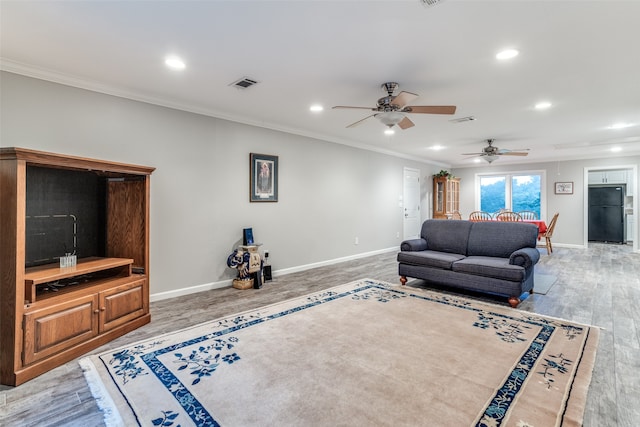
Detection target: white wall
<box><xmin>1</xmin><ymin>72</ymin><xmax>441</xmax><ymax>297</ymax></box>
<box><xmin>453</xmin><ymin>157</ymin><xmax>640</xmax><ymax>249</ymax></box>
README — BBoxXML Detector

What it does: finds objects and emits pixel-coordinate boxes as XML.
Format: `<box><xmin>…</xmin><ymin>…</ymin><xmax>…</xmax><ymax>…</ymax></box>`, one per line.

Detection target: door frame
<box><xmin>403</xmin><ymin>167</ymin><xmax>421</xmax><ymax>240</ymax></box>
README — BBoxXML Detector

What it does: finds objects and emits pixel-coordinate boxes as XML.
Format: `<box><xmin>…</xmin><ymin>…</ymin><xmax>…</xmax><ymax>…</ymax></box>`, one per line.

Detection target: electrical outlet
<box><xmin>396</xmin><ymin>232</ymin><xmax>400</xmax><ymax>238</ymax></box>
<box><xmin>354</xmin><ymin>237</ymin><xmax>359</xmax><ymax>245</ymax></box>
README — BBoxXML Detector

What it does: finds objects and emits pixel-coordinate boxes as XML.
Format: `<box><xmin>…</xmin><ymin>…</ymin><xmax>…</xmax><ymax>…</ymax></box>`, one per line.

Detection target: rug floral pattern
<box><xmin>81</xmin><ymin>279</ymin><xmax>598</xmax><ymax>427</ymax></box>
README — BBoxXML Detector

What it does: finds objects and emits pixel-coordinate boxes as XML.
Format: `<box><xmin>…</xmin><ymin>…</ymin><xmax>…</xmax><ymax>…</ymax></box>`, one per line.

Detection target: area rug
<box><xmin>80</xmin><ymin>279</ymin><xmax>599</xmax><ymax>427</ymax></box>
<box><xmin>534</xmin><ymin>273</ymin><xmax>558</xmax><ymax>294</ymax></box>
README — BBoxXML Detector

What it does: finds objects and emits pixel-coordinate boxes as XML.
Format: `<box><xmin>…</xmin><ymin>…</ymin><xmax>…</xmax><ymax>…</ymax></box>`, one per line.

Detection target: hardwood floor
<box><xmin>1</xmin><ymin>243</ymin><xmax>638</xmax><ymax>426</ymax></box>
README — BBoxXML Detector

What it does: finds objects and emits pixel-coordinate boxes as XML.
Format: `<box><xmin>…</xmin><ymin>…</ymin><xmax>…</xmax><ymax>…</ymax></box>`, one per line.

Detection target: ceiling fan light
<box><xmin>378</xmin><ymin>111</ymin><xmax>405</xmax><ymax>127</ymax></box>
<box><xmin>384</xmin><ymin>128</ymin><xmax>395</xmax><ymax>136</ymax></box>
<box><xmin>484</xmin><ymin>155</ymin><xmax>499</xmax><ymax>163</ymax></box>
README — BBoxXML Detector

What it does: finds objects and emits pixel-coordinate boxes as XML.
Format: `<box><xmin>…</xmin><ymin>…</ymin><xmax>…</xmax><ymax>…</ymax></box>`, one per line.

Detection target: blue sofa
<box><xmin>398</xmin><ymin>219</ymin><xmax>540</xmax><ymax>307</ymax></box>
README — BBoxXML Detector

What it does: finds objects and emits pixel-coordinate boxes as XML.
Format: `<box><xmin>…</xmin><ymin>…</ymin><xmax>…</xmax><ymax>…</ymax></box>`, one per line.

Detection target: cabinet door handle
<box><xmin>93</xmin><ymin>309</ymin><xmax>100</xmax><ymax>314</ymax></box>
<box><xmin>100</xmin><ymin>307</ymin><xmax>106</xmax><ymax>312</ymax></box>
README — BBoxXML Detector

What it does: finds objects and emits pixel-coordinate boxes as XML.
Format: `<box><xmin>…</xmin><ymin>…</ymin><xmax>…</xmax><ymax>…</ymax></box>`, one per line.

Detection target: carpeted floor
<box><xmin>81</xmin><ymin>279</ymin><xmax>599</xmax><ymax>427</ymax></box>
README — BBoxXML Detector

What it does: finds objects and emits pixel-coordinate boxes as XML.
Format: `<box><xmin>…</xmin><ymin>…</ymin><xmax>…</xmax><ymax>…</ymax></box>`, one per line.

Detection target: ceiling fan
<box><xmin>332</xmin><ymin>82</ymin><xmax>457</xmax><ymax>130</ymax></box>
<box><xmin>462</xmin><ymin>139</ymin><xmax>530</xmax><ymax>163</ymax></box>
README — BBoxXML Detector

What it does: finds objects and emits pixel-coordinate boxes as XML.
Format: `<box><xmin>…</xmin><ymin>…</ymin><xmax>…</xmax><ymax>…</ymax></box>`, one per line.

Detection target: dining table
<box><xmin>468</xmin><ymin>218</ymin><xmax>547</xmax><ymax>238</ymax></box>
<box><xmin>523</xmin><ymin>219</ymin><xmax>547</xmax><ymax>234</ymax></box>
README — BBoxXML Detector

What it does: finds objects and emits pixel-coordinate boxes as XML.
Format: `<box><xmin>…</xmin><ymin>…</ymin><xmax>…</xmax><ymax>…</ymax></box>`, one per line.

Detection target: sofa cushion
<box><xmin>467</xmin><ymin>221</ymin><xmax>538</xmax><ymax>258</ymax></box>
<box><xmin>421</xmin><ymin>220</ymin><xmax>473</xmax><ymax>255</ymax></box>
<box><xmin>452</xmin><ymin>256</ymin><xmax>525</xmax><ymax>282</ymax></box>
<box><xmin>397</xmin><ymin>250</ymin><xmax>466</xmax><ymax>270</ymax></box>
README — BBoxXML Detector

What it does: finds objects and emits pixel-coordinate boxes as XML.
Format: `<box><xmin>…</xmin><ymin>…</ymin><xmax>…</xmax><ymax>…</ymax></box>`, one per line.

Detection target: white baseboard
<box><xmin>150</xmin><ymin>246</ymin><xmax>399</xmax><ymax>302</ymax></box>
<box><xmin>150</xmin><ymin>279</ymin><xmax>232</xmax><ymax>302</ymax></box>
<box><xmin>537</xmin><ymin>242</ymin><xmax>585</xmax><ymax>250</ymax></box>
<box><xmin>271</xmin><ymin>246</ymin><xmax>398</xmax><ymax>277</ymax></box>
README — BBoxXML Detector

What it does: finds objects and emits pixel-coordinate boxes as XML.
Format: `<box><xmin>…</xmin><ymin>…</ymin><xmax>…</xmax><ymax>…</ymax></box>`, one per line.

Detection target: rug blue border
<box><xmin>103</xmin><ymin>280</ymin><xmax>585</xmax><ymax>426</ymax></box>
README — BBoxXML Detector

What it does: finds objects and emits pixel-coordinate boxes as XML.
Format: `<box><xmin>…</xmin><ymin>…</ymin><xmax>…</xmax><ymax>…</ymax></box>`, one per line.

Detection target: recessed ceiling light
<box><xmin>473</xmin><ymin>158</ymin><xmax>482</xmax><ymax>163</ymax></box>
<box><xmin>496</xmin><ymin>49</ymin><xmax>519</xmax><ymax>60</ymax></box>
<box><xmin>611</xmin><ymin>147</ymin><xmax>622</xmax><ymax>152</ymax></box>
<box><xmin>384</xmin><ymin>128</ymin><xmax>395</xmax><ymax>136</ymax></box>
<box><xmin>309</xmin><ymin>105</ymin><xmax>323</xmax><ymax>112</ymax></box>
<box><xmin>608</xmin><ymin>122</ymin><xmax>634</xmax><ymax>130</ymax></box>
<box><xmin>430</xmin><ymin>145</ymin><xmax>445</xmax><ymax>151</ymax></box>
<box><xmin>165</xmin><ymin>56</ymin><xmax>186</xmax><ymax>70</ymax></box>
<box><xmin>535</xmin><ymin>101</ymin><xmax>552</xmax><ymax>110</ymax></box>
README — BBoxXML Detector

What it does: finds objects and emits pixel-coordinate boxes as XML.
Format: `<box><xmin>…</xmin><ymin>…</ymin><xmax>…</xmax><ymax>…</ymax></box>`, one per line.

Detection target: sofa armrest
<box><xmin>509</xmin><ymin>248</ymin><xmax>541</xmax><ymax>269</ymax></box>
<box><xmin>400</xmin><ymin>238</ymin><xmax>428</xmax><ymax>252</ymax></box>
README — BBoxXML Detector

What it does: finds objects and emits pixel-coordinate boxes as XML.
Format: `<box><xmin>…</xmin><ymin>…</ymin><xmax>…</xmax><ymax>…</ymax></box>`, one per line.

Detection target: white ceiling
<box><xmin>2</xmin><ymin>0</ymin><xmax>640</xmax><ymax>167</ymax></box>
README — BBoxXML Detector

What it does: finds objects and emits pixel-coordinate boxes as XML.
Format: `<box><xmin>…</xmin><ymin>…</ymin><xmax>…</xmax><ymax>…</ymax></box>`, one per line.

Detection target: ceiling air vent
<box><xmin>230</xmin><ymin>77</ymin><xmax>259</xmax><ymax>89</ymax></box>
<box><xmin>420</xmin><ymin>0</ymin><xmax>446</xmax><ymax>7</ymax></box>
<box><xmin>449</xmin><ymin>116</ymin><xmax>476</xmax><ymax>123</ymax></box>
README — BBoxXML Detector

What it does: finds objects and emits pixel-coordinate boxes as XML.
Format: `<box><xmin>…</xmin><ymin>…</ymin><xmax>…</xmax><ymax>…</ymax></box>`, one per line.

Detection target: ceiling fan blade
<box><xmin>333</xmin><ymin>106</ymin><xmax>376</xmax><ymax>110</ymax></box>
<box><xmin>404</xmin><ymin>105</ymin><xmax>457</xmax><ymax>115</ymax></box>
<box><xmin>397</xmin><ymin>116</ymin><xmax>415</xmax><ymax>130</ymax></box>
<box><xmin>346</xmin><ymin>114</ymin><xmax>376</xmax><ymax>128</ymax></box>
<box><xmin>391</xmin><ymin>91</ymin><xmax>418</xmax><ymax>109</ymax></box>
<box><xmin>461</xmin><ymin>152</ymin><xmax>484</xmax><ymax>156</ymax></box>
<box><xmin>498</xmin><ymin>148</ymin><xmax>530</xmax><ymax>154</ymax></box>
<box><xmin>500</xmin><ymin>152</ymin><xmax>529</xmax><ymax>156</ymax></box>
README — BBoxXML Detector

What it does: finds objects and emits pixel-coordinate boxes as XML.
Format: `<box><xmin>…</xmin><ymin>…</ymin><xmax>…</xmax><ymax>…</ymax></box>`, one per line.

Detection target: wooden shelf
<box><xmin>25</xmin><ymin>257</ymin><xmax>133</xmax><ymax>286</ymax></box>
<box><xmin>24</xmin><ymin>257</ymin><xmax>133</xmax><ymax>303</ymax></box>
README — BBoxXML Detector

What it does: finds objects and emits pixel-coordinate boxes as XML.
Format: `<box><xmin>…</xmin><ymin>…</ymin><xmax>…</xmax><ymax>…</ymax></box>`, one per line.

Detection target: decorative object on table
<box><xmin>59</xmin><ymin>252</ymin><xmax>77</xmax><ymax>268</ymax></box>
<box><xmin>555</xmin><ymin>181</ymin><xmax>573</xmax><ymax>194</ymax></box>
<box><xmin>227</xmin><ymin>248</ymin><xmax>253</xmax><ymax>289</ymax></box>
<box><xmin>243</xmin><ymin>227</ymin><xmax>254</xmax><ymax>245</ymax></box>
<box><xmin>80</xmin><ymin>279</ymin><xmax>599</xmax><ymax>427</ymax></box>
<box><xmin>245</xmin><ymin>246</ymin><xmax>263</xmax><ymax>289</ymax></box>
<box><xmin>250</xmin><ymin>153</ymin><xmax>278</xmax><ymax>202</ymax></box>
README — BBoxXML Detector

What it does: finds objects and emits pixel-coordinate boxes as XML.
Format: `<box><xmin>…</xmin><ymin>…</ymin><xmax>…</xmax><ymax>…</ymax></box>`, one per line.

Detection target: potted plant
<box><xmin>433</xmin><ymin>170</ymin><xmax>454</xmax><ymax>179</ymax></box>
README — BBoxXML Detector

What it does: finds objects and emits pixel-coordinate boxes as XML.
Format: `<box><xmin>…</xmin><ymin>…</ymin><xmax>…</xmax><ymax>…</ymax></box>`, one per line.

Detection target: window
<box><xmin>478</xmin><ymin>172</ymin><xmax>544</xmax><ymax>218</ymax></box>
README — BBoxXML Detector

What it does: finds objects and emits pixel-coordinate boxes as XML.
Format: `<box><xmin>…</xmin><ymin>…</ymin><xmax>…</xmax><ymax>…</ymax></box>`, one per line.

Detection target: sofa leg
<box><xmin>400</xmin><ymin>276</ymin><xmax>407</xmax><ymax>286</ymax></box>
<box><xmin>508</xmin><ymin>296</ymin><xmax>520</xmax><ymax>308</ymax></box>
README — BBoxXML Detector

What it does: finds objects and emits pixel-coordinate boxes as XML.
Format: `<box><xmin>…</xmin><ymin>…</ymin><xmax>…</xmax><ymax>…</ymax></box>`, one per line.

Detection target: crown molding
<box><xmin>0</xmin><ymin>58</ymin><xmax>446</xmax><ymax>167</ymax></box>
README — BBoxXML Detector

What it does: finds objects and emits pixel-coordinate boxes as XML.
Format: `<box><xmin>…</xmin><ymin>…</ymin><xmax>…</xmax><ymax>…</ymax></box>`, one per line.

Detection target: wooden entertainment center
<box><xmin>0</xmin><ymin>148</ymin><xmax>154</xmax><ymax>386</ymax></box>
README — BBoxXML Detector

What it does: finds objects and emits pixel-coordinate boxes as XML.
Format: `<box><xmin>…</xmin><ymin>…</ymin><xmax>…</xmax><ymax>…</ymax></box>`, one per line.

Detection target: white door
<box><xmin>403</xmin><ymin>168</ymin><xmax>421</xmax><ymax>240</ymax></box>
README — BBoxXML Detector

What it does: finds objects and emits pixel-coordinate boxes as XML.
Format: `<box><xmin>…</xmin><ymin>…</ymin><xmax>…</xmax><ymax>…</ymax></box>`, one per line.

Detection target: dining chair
<box><xmin>450</xmin><ymin>211</ymin><xmax>462</xmax><ymax>220</ymax></box>
<box><xmin>539</xmin><ymin>212</ymin><xmax>559</xmax><ymax>254</ymax></box>
<box><xmin>469</xmin><ymin>211</ymin><xmax>493</xmax><ymax>221</ymax></box>
<box><xmin>495</xmin><ymin>211</ymin><xmax>523</xmax><ymax>221</ymax></box>
<box><xmin>519</xmin><ymin>211</ymin><xmax>539</xmax><ymax>220</ymax></box>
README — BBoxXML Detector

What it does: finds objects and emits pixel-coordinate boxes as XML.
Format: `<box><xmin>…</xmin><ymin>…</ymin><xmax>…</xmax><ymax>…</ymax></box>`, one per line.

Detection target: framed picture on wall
<box><xmin>250</xmin><ymin>153</ymin><xmax>278</xmax><ymax>202</ymax></box>
<box><xmin>555</xmin><ymin>182</ymin><xmax>573</xmax><ymax>194</ymax></box>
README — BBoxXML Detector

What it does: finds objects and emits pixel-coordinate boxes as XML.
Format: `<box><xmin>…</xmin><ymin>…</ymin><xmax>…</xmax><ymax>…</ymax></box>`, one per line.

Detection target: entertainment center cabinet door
<box><xmin>23</xmin><ymin>294</ymin><xmax>100</xmax><ymax>365</ymax></box>
<box><xmin>100</xmin><ymin>278</ymin><xmax>148</xmax><ymax>333</ymax></box>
